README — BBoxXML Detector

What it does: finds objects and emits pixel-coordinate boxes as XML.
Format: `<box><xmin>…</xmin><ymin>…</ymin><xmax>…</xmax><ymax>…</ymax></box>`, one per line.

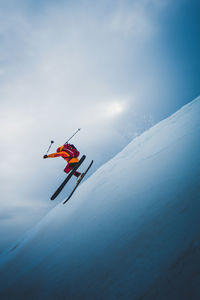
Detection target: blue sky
<box><xmin>0</xmin><ymin>0</ymin><xmax>199</xmax><ymax>252</ymax></box>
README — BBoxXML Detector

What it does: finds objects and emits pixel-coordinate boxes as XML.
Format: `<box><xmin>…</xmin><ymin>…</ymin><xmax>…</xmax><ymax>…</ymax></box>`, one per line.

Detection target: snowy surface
<box><xmin>0</xmin><ymin>97</ymin><xmax>200</xmax><ymax>299</ymax></box>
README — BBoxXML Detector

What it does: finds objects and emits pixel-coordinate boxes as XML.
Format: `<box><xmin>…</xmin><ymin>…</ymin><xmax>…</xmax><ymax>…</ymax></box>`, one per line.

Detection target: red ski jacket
<box><xmin>47</xmin><ymin>144</ymin><xmax>80</xmax><ymax>163</ymax></box>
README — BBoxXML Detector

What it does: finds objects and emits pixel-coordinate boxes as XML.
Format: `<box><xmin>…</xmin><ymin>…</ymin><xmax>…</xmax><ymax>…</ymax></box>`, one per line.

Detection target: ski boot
<box><xmin>77</xmin><ymin>173</ymin><xmax>85</xmax><ymax>184</ymax></box>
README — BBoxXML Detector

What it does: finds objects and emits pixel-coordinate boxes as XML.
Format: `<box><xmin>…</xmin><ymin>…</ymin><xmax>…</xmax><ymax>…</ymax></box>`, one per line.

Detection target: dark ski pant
<box><xmin>64</xmin><ymin>162</ymin><xmax>81</xmax><ymax>177</ymax></box>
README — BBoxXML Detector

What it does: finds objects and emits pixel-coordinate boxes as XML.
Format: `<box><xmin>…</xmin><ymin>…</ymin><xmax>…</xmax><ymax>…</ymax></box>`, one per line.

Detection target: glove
<box><xmin>43</xmin><ymin>155</ymin><xmax>48</xmax><ymax>159</ymax></box>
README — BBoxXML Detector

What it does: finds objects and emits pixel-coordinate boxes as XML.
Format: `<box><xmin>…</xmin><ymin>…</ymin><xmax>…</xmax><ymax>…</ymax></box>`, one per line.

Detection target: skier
<box><xmin>43</xmin><ymin>143</ymin><xmax>83</xmax><ymax>181</ymax></box>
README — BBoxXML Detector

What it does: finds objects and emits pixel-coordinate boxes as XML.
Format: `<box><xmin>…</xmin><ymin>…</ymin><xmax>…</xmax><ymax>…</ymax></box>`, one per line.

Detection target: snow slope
<box><xmin>0</xmin><ymin>97</ymin><xmax>200</xmax><ymax>300</ymax></box>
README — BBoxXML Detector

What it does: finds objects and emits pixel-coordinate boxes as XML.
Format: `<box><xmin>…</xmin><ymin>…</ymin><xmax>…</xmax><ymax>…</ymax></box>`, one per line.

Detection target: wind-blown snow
<box><xmin>0</xmin><ymin>97</ymin><xmax>200</xmax><ymax>299</ymax></box>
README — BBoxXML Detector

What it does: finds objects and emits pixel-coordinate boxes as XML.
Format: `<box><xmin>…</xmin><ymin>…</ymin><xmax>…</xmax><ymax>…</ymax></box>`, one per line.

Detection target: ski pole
<box><xmin>65</xmin><ymin>128</ymin><xmax>81</xmax><ymax>145</ymax></box>
<box><xmin>46</xmin><ymin>140</ymin><xmax>54</xmax><ymax>154</ymax></box>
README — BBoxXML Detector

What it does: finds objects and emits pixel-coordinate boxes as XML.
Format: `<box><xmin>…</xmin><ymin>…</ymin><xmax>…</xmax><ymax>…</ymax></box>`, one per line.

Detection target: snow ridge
<box><xmin>0</xmin><ymin>97</ymin><xmax>200</xmax><ymax>300</ymax></box>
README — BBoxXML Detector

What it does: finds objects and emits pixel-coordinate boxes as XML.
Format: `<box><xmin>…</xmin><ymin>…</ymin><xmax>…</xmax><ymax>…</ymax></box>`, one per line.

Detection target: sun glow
<box><xmin>106</xmin><ymin>102</ymin><xmax>125</xmax><ymax>117</ymax></box>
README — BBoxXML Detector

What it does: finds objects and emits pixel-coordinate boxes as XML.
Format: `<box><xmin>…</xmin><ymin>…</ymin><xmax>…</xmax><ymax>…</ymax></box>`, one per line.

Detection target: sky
<box><xmin>0</xmin><ymin>0</ymin><xmax>199</xmax><ymax>252</ymax></box>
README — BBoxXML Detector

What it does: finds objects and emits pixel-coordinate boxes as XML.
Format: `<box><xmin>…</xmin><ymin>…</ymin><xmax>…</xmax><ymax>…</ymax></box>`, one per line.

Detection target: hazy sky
<box><xmin>0</xmin><ymin>0</ymin><xmax>199</xmax><ymax>252</ymax></box>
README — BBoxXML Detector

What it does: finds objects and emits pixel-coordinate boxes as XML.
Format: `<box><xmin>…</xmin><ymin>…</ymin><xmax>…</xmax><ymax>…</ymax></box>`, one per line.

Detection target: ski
<box><xmin>63</xmin><ymin>160</ymin><xmax>93</xmax><ymax>204</ymax></box>
<box><xmin>50</xmin><ymin>155</ymin><xmax>86</xmax><ymax>200</ymax></box>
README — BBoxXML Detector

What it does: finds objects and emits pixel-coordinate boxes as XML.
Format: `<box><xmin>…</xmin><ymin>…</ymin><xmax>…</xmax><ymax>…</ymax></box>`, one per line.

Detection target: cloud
<box><xmin>0</xmin><ymin>1</ymin><xmax>167</xmax><ymax>167</ymax></box>
<box><xmin>109</xmin><ymin>1</ymin><xmax>157</xmax><ymax>40</ymax></box>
